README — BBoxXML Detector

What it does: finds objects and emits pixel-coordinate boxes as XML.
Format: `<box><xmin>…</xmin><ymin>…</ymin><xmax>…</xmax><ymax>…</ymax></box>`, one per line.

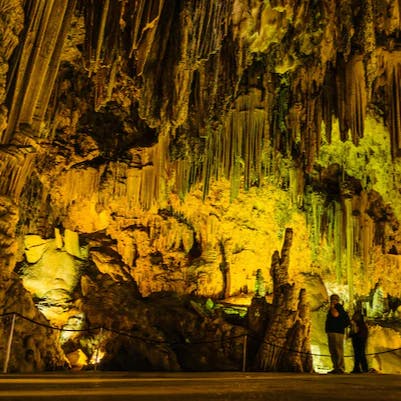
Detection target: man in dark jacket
<box><xmin>325</xmin><ymin>294</ymin><xmax>350</xmax><ymax>374</ymax></box>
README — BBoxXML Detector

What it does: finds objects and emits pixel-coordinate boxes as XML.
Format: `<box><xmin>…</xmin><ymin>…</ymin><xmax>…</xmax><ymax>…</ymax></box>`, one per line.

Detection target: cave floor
<box><xmin>0</xmin><ymin>371</ymin><xmax>399</xmax><ymax>400</ymax></box>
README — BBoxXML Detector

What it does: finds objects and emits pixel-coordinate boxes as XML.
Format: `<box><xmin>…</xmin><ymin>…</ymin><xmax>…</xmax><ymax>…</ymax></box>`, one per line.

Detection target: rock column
<box><xmin>256</xmin><ymin>228</ymin><xmax>313</xmax><ymax>372</ymax></box>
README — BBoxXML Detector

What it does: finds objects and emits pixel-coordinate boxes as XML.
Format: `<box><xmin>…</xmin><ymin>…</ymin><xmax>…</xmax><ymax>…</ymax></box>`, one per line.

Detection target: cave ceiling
<box><xmin>1</xmin><ymin>0</ymin><xmax>401</xmax><ymax>315</ymax></box>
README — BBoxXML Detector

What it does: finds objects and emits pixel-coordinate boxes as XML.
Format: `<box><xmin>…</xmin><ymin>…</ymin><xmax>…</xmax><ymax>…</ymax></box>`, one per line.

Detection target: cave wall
<box><xmin>1</xmin><ymin>0</ymin><xmax>401</xmax><ymax>372</ymax></box>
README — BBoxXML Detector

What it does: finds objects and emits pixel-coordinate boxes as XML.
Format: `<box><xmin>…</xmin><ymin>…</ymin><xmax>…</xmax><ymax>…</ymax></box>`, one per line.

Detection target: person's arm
<box><xmin>347</xmin><ymin>320</ymin><xmax>357</xmax><ymax>338</ymax></box>
<box><xmin>330</xmin><ymin>303</ymin><xmax>340</xmax><ymax>317</ymax></box>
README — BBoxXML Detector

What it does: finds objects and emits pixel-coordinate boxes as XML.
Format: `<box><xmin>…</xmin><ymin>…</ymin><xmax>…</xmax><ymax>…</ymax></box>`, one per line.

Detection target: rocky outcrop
<box><xmin>0</xmin><ymin>274</ymin><xmax>67</xmax><ymax>372</ymax></box>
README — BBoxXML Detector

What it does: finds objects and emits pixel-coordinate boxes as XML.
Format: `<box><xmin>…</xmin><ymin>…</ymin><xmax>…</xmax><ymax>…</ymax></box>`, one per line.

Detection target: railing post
<box><xmin>3</xmin><ymin>313</ymin><xmax>16</xmax><ymax>374</ymax></box>
<box><xmin>242</xmin><ymin>334</ymin><xmax>247</xmax><ymax>372</ymax></box>
<box><xmin>94</xmin><ymin>327</ymin><xmax>103</xmax><ymax>371</ymax></box>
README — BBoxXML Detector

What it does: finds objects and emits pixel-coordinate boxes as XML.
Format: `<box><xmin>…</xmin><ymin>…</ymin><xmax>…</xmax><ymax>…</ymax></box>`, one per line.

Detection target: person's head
<box><xmin>330</xmin><ymin>294</ymin><xmax>340</xmax><ymax>304</ymax></box>
<box><xmin>352</xmin><ymin>311</ymin><xmax>364</xmax><ymax>323</ymax></box>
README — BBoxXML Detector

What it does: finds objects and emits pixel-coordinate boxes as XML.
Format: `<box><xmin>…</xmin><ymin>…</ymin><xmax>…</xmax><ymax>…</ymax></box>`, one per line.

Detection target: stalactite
<box><xmin>359</xmin><ymin>191</ymin><xmax>374</xmax><ymax>271</ymax></box>
<box><xmin>370</xmin><ymin>50</ymin><xmax>399</xmax><ymax>157</ymax></box>
<box><xmin>114</xmin><ymin>1</ymin><xmax>239</xmax><ymax>198</ymax></box>
<box><xmin>336</xmin><ymin>55</ymin><xmax>367</xmax><ymax>145</ymax></box>
<box><xmin>4</xmin><ymin>0</ymin><xmax>77</xmax><ymax>142</ymax></box>
<box><xmin>205</xmin><ymin>89</ymin><xmax>269</xmax><ymax>201</ymax></box>
<box><xmin>325</xmin><ymin>199</ymin><xmax>333</xmax><ymax>245</ymax></box>
<box><xmin>128</xmin><ymin>0</ymin><xmax>166</xmax><ymax>75</ymax></box>
<box><xmin>344</xmin><ymin>197</ymin><xmax>354</xmax><ymax>303</ymax></box>
<box><xmin>308</xmin><ymin>192</ymin><xmax>324</xmax><ymax>261</ymax></box>
<box><xmin>169</xmin><ymin>1</ymin><xmax>231</xmax><ymax>127</ymax></box>
<box><xmin>136</xmin><ymin>133</ymin><xmax>169</xmax><ymax>209</ymax></box>
<box><xmin>0</xmin><ymin>154</ymin><xmax>33</xmax><ymax>199</ymax></box>
<box><xmin>177</xmin><ymin>159</ymin><xmax>192</xmax><ymax>200</ymax></box>
<box><xmin>321</xmin><ymin>68</ymin><xmax>336</xmax><ymax>144</ymax></box>
<box><xmin>290</xmin><ymin>62</ymin><xmax>330</xmax><ymax>172</ymax></box>
<box><xmin>386</xmin><ymin>53</ymin><xmax>401</xmax><ymax>158</ymax></box>
<box><xmin>64</xmin><ymin>168</ymin><xmax>100</xmax><ymax>208</ymax></box>
<box><xmin>0</xmin><ymin>134</ymin><xmax>37</xmax><ymax>200</ymax></box>
<box><xmin>0</xmin><ymin>0</ymin><xmax>24</xmax><ymax>133</ymax></box>
<box><xmin>361</xmin><ymin>0</ymin><xmax>376</xmax><ymax>93</ymax></box>
<box><xmin>82</xmin><ymin>0</ymin><xmax>124</xmax><ymax>69</ymax></box>
<box><xmin>333</xmin><ymin>201</ymin><xmax>343</xmax><ymax>283</ymax></box>
<box><xmin>202</xmin><ymin>131</ymin><xmax>213</xmax><ymax>200</ymax></box>
<box><xmin>346</xmin><ymin>56</ymin><xmax>367</xmax><ymax>145</ymax></box>
<box><xmin>229</xmin><ymin>157</ymin><xmax>241</xmax><ymax>202</ymax></box>
<box><xmin>288</xmin><ymin>165</ymin><xmax>304</xmax><ymax>208</ymax></box>
<box><xmin>94</xmin><ymin>66</ymin><xmax>109</xmax><ymax>111</ymax></box>
<box><xmin>126</xmin><ymin>167</ymin><xmax>142</xmax><ymax>207</ymax></box>
<box><xmin>4</xmin><ymin>0</ymin><xmax>46</xmax><ymax>118</ymax></box>
<box><xmin>202</xmin><ymin>0</ymin><xmax>229</xmax><ymax>57</ymax></box>
<box><xmin>0</xmin><ymin>2</ymin><xmax>24</xmax><ymax>59</ymax></box>
<box><xmin>95</xmin><ymin>0</ymin><xmax>110</xmax><ymax>70</ymax></box>
<box><xmin>380</xmin><ymin>0</ymin><xmax>401</xmax><ymax>35</ymax></box>
<box><xmin>81</xmin><ymin>0</ymin><xmax>126</xmax><ymax>111</ymax></box>
<box><xmin>304</xmin><ymin>96</ymin><xmax>323</xmax><ymax>171</ymax></box>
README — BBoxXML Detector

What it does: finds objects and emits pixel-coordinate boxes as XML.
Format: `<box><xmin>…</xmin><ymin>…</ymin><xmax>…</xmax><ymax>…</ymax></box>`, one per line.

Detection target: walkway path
<box><xmin>0</xmin><ymin>371</ymin><xmax>400</xmax><ymax>400</ymax></box>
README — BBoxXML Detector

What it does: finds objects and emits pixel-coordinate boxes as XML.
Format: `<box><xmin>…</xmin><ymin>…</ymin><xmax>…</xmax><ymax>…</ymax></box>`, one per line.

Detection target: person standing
<box><xmin>349</xmin><ymin>311</ymin><xmax>369</xmax><ymax>373</ymax></box>
<box><xmin>325</xmin><ymin>294</ymin><xmax>350</xmax><ymax>374</ymax></box>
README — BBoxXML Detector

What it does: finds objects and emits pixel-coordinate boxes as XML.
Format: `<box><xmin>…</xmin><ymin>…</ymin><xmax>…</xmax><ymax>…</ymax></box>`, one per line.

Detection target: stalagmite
<box><xmin>256</xmin><ymin>228</ymin><xmax>313</xmax><ymax>372</ymax></box>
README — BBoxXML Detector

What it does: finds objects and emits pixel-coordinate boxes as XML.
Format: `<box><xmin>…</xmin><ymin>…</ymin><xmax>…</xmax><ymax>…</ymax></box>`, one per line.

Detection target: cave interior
<box><xmin>1</xmin><ymin>0</ymin><xmax>401</xmax><ymax>373</ymax></box>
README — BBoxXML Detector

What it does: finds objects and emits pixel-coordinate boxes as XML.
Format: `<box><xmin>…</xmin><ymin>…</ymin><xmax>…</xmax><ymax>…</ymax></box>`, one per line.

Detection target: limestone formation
<box><xmin>256</xmin><ymin>228</ymin><xmax>313</xmax><ymax>372</ymax></box>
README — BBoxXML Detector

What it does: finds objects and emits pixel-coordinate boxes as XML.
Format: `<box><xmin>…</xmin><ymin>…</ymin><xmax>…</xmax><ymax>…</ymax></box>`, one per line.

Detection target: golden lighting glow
<box><xmin>22</xmin><ymin>234</ymin><xmax>84</xmax><ymax>326</ymax></box>
<box><xmin>89</xmin><ymin>349</ymin><xmax>105</xmax><ymax>365</ymax></box>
